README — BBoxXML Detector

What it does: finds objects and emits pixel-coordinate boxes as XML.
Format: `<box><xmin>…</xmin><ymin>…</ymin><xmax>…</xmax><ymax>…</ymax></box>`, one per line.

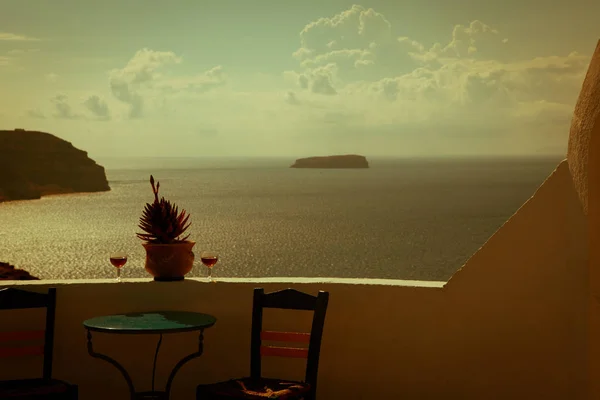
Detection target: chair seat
<box><xmin>197</xmin><ymin>377</ymin><xmax>310</xmax><ymax>399</ymax></box>
<box><xmin>0</xmin><ymin>378</ymin><xmax>74</xmax><ymax>398</ymax></box>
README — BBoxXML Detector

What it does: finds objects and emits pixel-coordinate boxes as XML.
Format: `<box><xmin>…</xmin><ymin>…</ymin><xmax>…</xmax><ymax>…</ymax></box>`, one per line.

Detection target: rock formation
<box><xmin>0</xmin><ymin>129</ymin><xmax>110</xmax><ymax>202</ymax></box>
<box><xmin>290</xmin><ymin>154</ymin><xmax>369</xmax><ymax>169</ymax></box>
<box><xmin>0</xmin><ymin>262</ymin><xmax>39</xmax><ymax>280</ymax></box>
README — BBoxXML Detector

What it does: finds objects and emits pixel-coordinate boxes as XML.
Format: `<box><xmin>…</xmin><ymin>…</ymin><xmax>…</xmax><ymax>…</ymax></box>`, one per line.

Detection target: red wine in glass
<box><xmin>200</xmin><ymin>251</ymin><xmax>218</xmax><ymax>282</ymax></box>
<box><xmin>110</xmin><ymin>252</ymin><xmax>127</xmax><ymax>282</ymax></box>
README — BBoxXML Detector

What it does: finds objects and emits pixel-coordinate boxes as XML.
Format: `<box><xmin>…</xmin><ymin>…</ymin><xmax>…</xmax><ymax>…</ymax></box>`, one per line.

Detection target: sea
<box><xmin>0</xmin><ymin>156</ymin><xmax>562</xmax><ymax>281</ymax></box>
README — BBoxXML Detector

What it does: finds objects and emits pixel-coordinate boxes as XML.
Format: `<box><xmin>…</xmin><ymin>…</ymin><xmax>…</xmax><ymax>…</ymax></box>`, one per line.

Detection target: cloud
<box><xmin>283</xmin><ymin>4</ymin><xmax>589</xmax><ymax>152</ymax></box>
<box><xmin>110</xmin><ymin>48</ymin><xmax>182</xmax><ymax>85</ymax></box>
<box><xmin>311</xmin><ymin>73</ymin><xmax>337</xmax><ymax>95</ymax></box>
<box><xmin>51</xmin><ymin>94</ymin><xmax>80</xmax><ymax>119</ymax></box>
<box><xmin>45</xmin><ymin>73</ymin><xmax>59</xmax><ymax>83</ymax></box>
<box><xmin>424</xmin><ymin>20</ymin><xmax>508</xmax><ymax>60</ymax></box>
<box><xmin>83</xmin><ymin>95</ymin><xmax>110</xmax><ymax>120</ymax></box>
<box><xmin>285</xmin><ymin>91</ymin><xmax>300</xmax><ymax>105</ymax></box>
<box><xmin>10</xmin><ymin>5</ymin><xmax>591</xmax><ymax>157</ymax></box>
<box><xmin>108</xmin><ymin>48</ymin><xmax>225</xmax><ymax>118</ymax></box>
<box><xmin>26</xmin><ymin>109</ymin><xmax>46</xmax><ymax>119</ymax></box>
<box><xmin>0</xmin><ymin>33</ymin><xmax>41</xmax><ymax>41</ymax></box>
<box><xmin>6</xmin><ymin>48</ymin><xmax>40</xmax><ymax>55</ymax></box>
<box><xmin>291</xmin><ymin>5</ymin><xmax>426</xmax><ymax>84</ymax></box>
<box><xmin>0</xmin><ymin>49</ymin><xmax>43</xmax><ymax>70</ymax></box>
<box><xmin>289</xmin><ymin>64</ymin><xmax>338</xmax><ymax>95</ymax></box>
<box><xmin>296</xmin><ymin>5</ymin><xmax>391</xmax><ymax>57</ymax></box>
<box><xmin>290</xmin><ymin>5</ymin><xmax>513</xmax><ymax>86</ymax></box>
<box><xmin>45</xmin><ymin>94</ymin><xmax>111</xmax><ymax>121</ymax></box>
<box><xmin>109</xmin><ymin>78</ymin><xmax>143</xmax><ymax>118</ymax></box>
<box><xmin>0</xmin><ymin>48</ymin><xmax>41</xmax><ymax>68</ymax></box>
<box><xmin>109</xmin><ymin>48</ymin><xmax>180</xmax><ymax>118</ymax></box>
<box><xmin>158</xmin><ymin>65</ymin><xmax>227</xmax><ymax>94</ymax></box>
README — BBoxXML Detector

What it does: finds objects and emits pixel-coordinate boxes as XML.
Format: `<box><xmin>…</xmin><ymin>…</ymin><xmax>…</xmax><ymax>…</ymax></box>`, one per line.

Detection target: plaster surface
<box><xmin>0</xmin><ymin>263</ymin><xmax>589</xmax><ymax>400</ymax></box>
<box><xmin>567</xmin><ymin>40</ymin><xmax>600</xmax><ymax>216</ymax></box>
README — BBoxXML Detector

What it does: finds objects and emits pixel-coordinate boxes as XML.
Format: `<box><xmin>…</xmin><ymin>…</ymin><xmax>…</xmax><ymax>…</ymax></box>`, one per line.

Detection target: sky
<box><xmin>0</xmin><ymin>0</ymin><xmax>598</xmax><ymax>159</ymax></box>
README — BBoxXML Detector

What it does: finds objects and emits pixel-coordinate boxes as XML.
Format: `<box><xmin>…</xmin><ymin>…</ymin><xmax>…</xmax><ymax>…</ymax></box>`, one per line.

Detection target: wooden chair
<box><xmin>196</xmin><ymin>288</ymin><xmax>329</xmax><ymax>400</ymax></box>
<box><xmin>0</xmin><ymin>287</ymin><xmax>78</xmax><ymax>399</ymax></box>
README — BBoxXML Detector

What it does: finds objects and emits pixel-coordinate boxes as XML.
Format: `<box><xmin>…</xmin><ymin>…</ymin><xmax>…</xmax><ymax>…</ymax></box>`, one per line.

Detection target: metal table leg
<box><xmin>165</xmin><ymin>329</ymin><xmax>205</xmax><ymax>397</ymax></box>
<box><xmin>151</xmin><ymin>334</ymin><xmax>163</xmax><ymax>392</ymax></box>
<box><xmin>86</xmin><ymin>329</ymin><xmax>206</xmax><ymax>400</ymax></box>
<box><xmin>86</xmin><ymin>329</ymin><xmax>136</xmax><ymax>399</ymax></box>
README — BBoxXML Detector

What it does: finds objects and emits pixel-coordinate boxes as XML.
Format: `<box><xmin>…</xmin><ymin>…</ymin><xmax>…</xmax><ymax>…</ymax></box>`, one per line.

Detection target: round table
<box><xmin>83</xmin><ymin>311</ymin><xmax>216</xmax><ymax>400</ymax></box>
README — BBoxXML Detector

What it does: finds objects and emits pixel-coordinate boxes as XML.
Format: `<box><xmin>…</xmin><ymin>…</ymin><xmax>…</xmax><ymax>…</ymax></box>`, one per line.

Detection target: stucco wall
<box><xmin>444</xmin><ymin>160</ymin><xmax>588</xmax><ymax>399</ymax></box>
<box><xmin>566</xmin><ymin>39</ymin><xmax>600</xmax><ymax>400</ymax></box>
<box><xmin>567</xmin><ymin>40</ymin><xmax>600</xmax><ymax>216</ymax></box>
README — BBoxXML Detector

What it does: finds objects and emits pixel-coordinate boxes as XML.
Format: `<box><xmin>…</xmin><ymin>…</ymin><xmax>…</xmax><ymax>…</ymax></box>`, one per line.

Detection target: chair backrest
<box><xmin>250</xmin><ymin>288</ymin><xmax>329</xmax><ymax>394</ymax></box>
<box><xmin>0</xmin><ymin>287</ymin><xmax>57</xmax><ymax>379</ymax></box>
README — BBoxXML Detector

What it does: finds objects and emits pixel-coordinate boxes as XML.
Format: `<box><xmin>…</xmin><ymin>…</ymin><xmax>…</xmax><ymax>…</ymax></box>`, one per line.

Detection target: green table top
<box><xmin>83</xmin><ymin>311</ymin><xmax>217</xmax><ymax>334</ymax></box>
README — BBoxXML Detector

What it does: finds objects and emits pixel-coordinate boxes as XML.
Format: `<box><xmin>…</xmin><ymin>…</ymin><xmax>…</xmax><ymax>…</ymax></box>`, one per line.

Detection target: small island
<box><xmin>290</xmin><ymin>154</ymin><xmax>369</xmax><ymax>169</ymax></box>
<box><xmin>0</xmin><ymin>129</ymin><xmax>110</xmax><ymax>202</ymax></box>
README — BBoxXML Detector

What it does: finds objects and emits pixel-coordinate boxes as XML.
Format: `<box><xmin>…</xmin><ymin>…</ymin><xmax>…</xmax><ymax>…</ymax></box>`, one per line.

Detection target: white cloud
<box><xmin>26</xmin><ymin>109</ymin><xmax>46</xmax><ymax>119</ymax></box>
<box><xmin>158</xmin><ymin>65</ymin><xmax>226</xmax><ymax>94</ymax></box>
<box><xmin>7</xmin><ymin>48</ymin><xmax>41</xmax><ymax>55</ymax></box>
<box><xmin>83</xmin><ymin>95</ymin><xmax>110</xmax><ymax>120</ymax></box>
<box><xmin>39</xmin><ymin>94</ymin><xmax>112</xmax><ymax>121</ymax></box>
<box><xmin>0</xmin><ymin>33</ymin><xmax>41</xmax><ymax>41</ymax></box>
<box><xmin>285</xmin><ymin>91</ymin><xmax>301</xmax><ymax>105</ymax></box>
<box><xmin>108</xmin><ymin>48</ymin><xmax>225</xmax><ymax>118</ymax></box>
<box><xmin>282</xmin><ymin>4</ymin><xmax>590</xmax><ymax>155</ymax></box>
<box><xmin>425</xmin><ymin>20</ymin><xmax>508</xmax><ymax>60</ymax></box>
<box><xmin>108</xmin><ymin>48</ymin><xmax>181</xmax><ymax>118</ymax></box>
<box><xmin>297</xmin><ymin>5</ymin><xmax>390</xmax><ymax>55</ymax></box>
<box><xmin>296</xmin><ymin>63</ymin><xmax>338</xmax><ymax>95</ymax></box>
<box><xmin>9</xmin><ymin>5</ymin><xmax>593</xmax><ymax>157</ymax></box>
<box><xmin>45</xmin><ymin>73</ymin><xmax>59</xmax><ymax>83</ymax></box>
<box><xmin>292</xmin><ymin>5</ymin><xmax>427</xmax><ymax>84</ymax></box>
<box><xmin>0</xmin><ymin>48</ymin><xmax>42</xmax><ymax>69</ymax></box>
<box><xmin>51</xmin><ymin>94</ymin><xmax>80</xmax><ymax>120</ymax></box>
<box><xmin>110</xmin><ymin>48</ymin><xmax>182</xmax><ymax>85</ymax></box>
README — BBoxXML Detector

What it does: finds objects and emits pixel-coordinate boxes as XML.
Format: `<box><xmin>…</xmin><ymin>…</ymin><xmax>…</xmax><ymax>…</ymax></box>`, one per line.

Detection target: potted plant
<box><xmin>137</xmin><ymin>175</ymin><xmax>195</xmax><ymax>281</ymax></box>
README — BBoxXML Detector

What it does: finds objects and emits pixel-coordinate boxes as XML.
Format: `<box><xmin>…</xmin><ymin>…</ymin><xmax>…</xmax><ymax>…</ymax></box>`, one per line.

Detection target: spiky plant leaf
<box><xmin>136</xmin><ymin>175</ymin><xmax>192</xmax><ymax>244</ymax></box>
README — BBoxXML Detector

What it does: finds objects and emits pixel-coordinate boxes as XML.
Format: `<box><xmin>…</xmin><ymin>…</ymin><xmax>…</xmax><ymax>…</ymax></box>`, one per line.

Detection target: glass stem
<box><xmin>116</xmin><ymin>268</ymin><xmax>121</xmax><ymax>282</ymax></box>
<box><xmin>207</xmin><ymin>267</ymin><xmax>212</xmax><ymax>282</ymax></box>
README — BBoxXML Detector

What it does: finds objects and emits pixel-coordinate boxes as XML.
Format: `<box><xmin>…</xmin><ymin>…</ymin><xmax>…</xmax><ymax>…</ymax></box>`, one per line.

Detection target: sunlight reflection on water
<box><xmin>0</xmin><ymin>158</ymin><xmax>559</xmax><ymax>281</ymax></box>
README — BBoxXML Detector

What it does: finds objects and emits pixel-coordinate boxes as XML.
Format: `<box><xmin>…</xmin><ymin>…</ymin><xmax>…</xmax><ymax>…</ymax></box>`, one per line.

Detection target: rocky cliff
<box><xmin>290</xmin><ymin>154</ymin><xmax>369</xmax><ymax>169</ymax></box>
<box><xmin>0</xmin><ymin>129</ymin><xmax>110</xmax><ymax>202</ymax></box>
<box><xmin>0</xmin><ymin>262</ymin><xmax>39</xmax><ymax>280</ymax></box>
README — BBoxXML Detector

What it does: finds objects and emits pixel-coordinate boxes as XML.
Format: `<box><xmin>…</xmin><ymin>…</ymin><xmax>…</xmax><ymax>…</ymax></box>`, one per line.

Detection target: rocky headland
<box><xmin>0</xmin><ymin>129</ymin><xmax>110</xmax><ymax>202</ymax></box>
<box><xmin>290</xmin><ymin>154</ymin><xmax>369</xmax><ymax>169</ymax></box>
<box><xmin>0</xmin><ymin>262</ymin><xmax>39</xmax><ymax>280</ymax></box>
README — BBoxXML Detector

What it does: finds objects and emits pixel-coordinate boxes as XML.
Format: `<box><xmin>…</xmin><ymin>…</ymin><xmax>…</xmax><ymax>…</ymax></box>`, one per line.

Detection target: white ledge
<box><xmin>0</xmin><ymin>276</ymin><xmax>446</xmax><ymax>288</ymax></box>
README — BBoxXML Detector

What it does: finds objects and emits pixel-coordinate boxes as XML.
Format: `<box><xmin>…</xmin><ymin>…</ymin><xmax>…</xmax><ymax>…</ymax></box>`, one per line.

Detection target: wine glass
<box><xmin>109</xmin><ymin>252</ymin><xmax>128</xmax><ymax>282</ymax></box>
<box><xmin>200</xmin><ymin>251</ymin><xmax>218</xmax><ymax>283</ymax></box>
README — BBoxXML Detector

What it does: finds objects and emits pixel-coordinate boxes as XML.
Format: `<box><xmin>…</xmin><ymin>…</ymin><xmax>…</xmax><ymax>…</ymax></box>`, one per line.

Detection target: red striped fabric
<box><xmin>0</xmin><ymin>345</ymin><xmax>44</xmax><ymax>358</ymax></box>
<box><xmin>0</xmin><ymin>330</ymin><xmax>45</xmax><ymax>342</ymax></box>
<box><xmin>260</xmin><ymin>345</ymin><xmax>309</xmax><ymax>359</ymax></box>
<box><xmin>261</xmin><ymin>331</ymin><xmax>311</xmax><ymax>343</ymax></box>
